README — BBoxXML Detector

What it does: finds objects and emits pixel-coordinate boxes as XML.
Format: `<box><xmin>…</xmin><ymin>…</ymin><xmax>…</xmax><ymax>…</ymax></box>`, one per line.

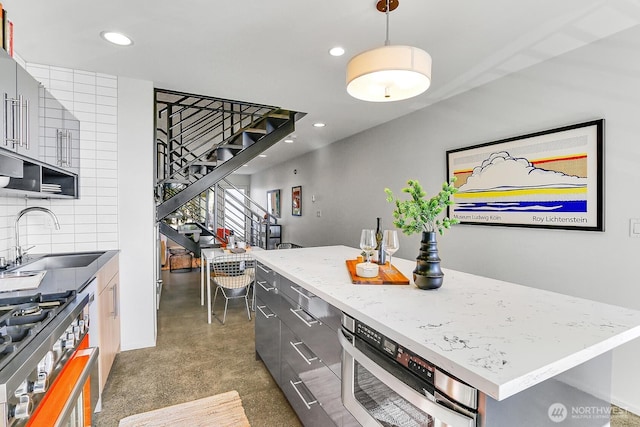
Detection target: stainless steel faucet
<box><xmin>14</xmin><ymin>207</ymin><xmax>61</xmax><ymax>265</ymax></box>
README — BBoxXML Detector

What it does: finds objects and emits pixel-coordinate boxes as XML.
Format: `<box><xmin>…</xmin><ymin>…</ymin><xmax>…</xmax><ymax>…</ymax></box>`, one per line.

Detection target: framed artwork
<box><xmin>292</xmin><ymin>186</ymin><xmax>302</xmax><ymax>216</ymax></box>
<box><xmin>446</xmin><ymin>119</ymin><xmax>604</xmax><ymax>231</ymax></box>
<box><xmin>267</xmin><ymin>189</ymin><xmax>281</xmax><ymax>218</ymax></box>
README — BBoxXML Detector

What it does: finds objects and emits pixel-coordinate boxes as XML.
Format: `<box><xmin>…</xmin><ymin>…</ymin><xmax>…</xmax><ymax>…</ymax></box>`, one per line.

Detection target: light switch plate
<box><xmin>630</xmin><ymin>219</ymin><xmax>640</xmax><ymax>238</ymax></box>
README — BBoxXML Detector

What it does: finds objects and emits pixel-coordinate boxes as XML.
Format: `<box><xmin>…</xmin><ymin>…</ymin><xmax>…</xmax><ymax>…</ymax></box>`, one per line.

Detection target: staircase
<box><xmin>155</xmin><ymin>89</ymin><xmax>301</xmax><ymax>256</ymax></box>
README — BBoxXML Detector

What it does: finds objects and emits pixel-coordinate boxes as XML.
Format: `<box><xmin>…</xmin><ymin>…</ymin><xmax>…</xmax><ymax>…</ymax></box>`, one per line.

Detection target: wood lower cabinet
<box><xmin>96</xmin><ymin>254</ymin><xmax>121</xmax><ymax>394</ymax></box>
<box><xmin>254</xmin><ymin>262</ymin><xmax>359</xmax><ymax>427</ymax></box>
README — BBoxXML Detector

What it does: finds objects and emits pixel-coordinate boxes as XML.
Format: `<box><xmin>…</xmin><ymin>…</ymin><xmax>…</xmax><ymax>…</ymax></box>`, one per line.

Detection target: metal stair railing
<box><xmin>156</xmin><ymin>90</ymin><xmax>280</xmax><ymax>185</ymax></box>
<box><xmin>155</xmin><ymin>89</ymin><xmax>304</xmax><ymax>251</ymax></box>
<box><xmin>156</xmin><ymin>109</ymin><xmax>296</xmax><ymax>220</ymax></box>
<box><xmin>213</xmin><ymin>179</ymin><xmax>278</xmax><ymax>249</ymax></box>
<box><xmin>161</xmin><ymin>106</ymin><xmax>274</xmax><ymax>186</ymax></box>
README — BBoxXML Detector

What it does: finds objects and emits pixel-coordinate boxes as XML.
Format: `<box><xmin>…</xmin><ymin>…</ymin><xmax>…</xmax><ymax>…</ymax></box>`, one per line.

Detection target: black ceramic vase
<box><xmin>413</xmin><ymin>231</ymin><xmax>444</xmax><ymax>290</ymax></box>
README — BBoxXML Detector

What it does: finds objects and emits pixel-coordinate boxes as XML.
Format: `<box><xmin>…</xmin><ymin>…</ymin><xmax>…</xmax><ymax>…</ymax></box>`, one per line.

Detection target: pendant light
<box><xmin>346</xmin><ymin>0</ymin><xmax>432</xmax><ymax>102</ymax></box>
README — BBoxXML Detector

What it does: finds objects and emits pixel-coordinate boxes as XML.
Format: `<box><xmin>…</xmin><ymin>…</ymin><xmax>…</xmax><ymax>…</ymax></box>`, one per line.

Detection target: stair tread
<box><xmin>192</xmin><ymin>161</ymin><xmax>218</xmax><ymax>166</ymax></box>
<box><xmin>160</xmin><ymin>179</ymin><xmax>191</xmax><ymax>184</ymax></box>
<box><xmin>267</xmin><ymin>113</ymin><xmax>290</xmax><ymax>120</ymax></box>
<box><xmin>244</xmin><ymin>128</ymin><xmax>267</xmax><ymax>134</ymax></box>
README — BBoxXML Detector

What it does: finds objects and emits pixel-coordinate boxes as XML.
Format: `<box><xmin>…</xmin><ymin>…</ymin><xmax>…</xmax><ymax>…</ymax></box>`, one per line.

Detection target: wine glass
<box><xmin>359</xmin><ymin>229</ymin><xmax>376</xmax><ymax>264</ymax></box>
<box><xmin>382</xmin><ymin>230</ymin><xmax>399</xmax><ymax>271</ymax></box>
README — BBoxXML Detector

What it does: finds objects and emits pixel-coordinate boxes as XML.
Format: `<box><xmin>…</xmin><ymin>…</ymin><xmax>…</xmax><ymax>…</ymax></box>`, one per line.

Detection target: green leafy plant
<box><xmin>384</xmin><ymin>178</ymin><xmax>459</xmax><ymax>236</ymax></box>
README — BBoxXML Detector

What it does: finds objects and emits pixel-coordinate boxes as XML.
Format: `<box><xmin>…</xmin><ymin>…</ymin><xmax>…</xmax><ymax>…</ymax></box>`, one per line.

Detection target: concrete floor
<box><xmin>93</xmin><ymin>269</ymin><xmax>301</xmax><ymax>427</ymax></box>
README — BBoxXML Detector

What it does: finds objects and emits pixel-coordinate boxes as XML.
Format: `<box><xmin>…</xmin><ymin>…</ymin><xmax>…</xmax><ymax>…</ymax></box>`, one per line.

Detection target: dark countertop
<box><xmin>1</xmin><ymin>250</ymin><xmax>120</xmax><ymax>298</ymax></box>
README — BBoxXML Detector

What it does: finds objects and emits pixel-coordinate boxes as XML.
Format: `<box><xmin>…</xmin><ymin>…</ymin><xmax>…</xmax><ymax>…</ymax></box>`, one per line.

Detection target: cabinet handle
<box><xmin>290</xmin><ymin>341</ymin><xmax>318</xmax><ymax>365</ymax></box>
<box><xmin>257</xmin><ymin>280</ymin><xmax>275</xmax><ymax>292</ymax></box>
<box><xmin>257</xmin><ymin>264</ymin><xmax>271</xmax><ymax>274</ymax></box>
<box><xmin>256</xmin><ymin>305</ymin><xmax>275</xmax><ymax>319</ymax></box>
<box><xmin>289</xmin><ymin>285</ymin><xmax>314</xmax><ymax>301</ymax></box>
<box><xmin>17</xmin><ymin>95</ymin><xmax>24</xmax><ymax>147</ymax></box>
<box><xmin>23</xmin><ymin>97</ymin><xmax>29</xmax><ymax>150</ymax></box>
<box><xmin>6</xmin><ymin>95</ymin><xmax>19</xmax><ymax>146</ymax></box>
<box><xmin>289</xmin><ymin>379</ymin><xmax>318</xmax><ymax>410</ymax></box>
<box><xmin>62</xmin><ymin>129</ymin><xmax>69</xmax><ymax>166</ymax></box>
<box><xmin>111</xmin><ymin>284</ymin><xmax>119</xmax><ymax>318</ymax></box>
<box><xmin>290</xmin><ymin>308</ymin><xmax>318</xmax><ymax>327</ymax></box>
<box><xmin>56</xmin><ymin>130</ymin><xmax>63</xmax><ymax>165</ymax></box>
<box><xmin>3</xmin><ymin>93</ymin><xmax>7</xmax><ymax>146</ymax></box>
<box><xmin>66</xmin><ymin>130</ymin><xmax>72</xmax><ymax>166</ymax></box>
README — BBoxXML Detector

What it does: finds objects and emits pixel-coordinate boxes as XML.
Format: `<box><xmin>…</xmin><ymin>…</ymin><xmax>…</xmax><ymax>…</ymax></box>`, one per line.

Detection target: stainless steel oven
<box><xmin>340</xmin><ymin>314</ymin><xmax>478</xmax><ymax>427</ymax></box>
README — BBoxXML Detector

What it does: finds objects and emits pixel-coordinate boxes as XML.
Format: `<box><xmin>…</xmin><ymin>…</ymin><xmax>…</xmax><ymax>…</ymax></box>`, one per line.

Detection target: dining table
<box><xmin>200</xmin><ymin>246</ymin><xmax>263</xmax><ymax>324</ymax></box>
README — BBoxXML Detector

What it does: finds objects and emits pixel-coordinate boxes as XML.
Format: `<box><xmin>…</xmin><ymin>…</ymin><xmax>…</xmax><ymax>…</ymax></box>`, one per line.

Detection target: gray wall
<box><xmin>251</xmin><ymin>25</ymin><xmax>640</xmax><ymax>412</ymax></box>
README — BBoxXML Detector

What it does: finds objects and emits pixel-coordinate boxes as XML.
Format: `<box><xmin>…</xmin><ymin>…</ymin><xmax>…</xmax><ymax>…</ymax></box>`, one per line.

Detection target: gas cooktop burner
<box><xmin>13</xmin><ymin>302</ymin><xmax>43</xmax><ymax>317</ymax></box>
<box><xmin>0</xmin><ymin>291</ymin><xmax>74</xmax><ymax>371</ymax></box>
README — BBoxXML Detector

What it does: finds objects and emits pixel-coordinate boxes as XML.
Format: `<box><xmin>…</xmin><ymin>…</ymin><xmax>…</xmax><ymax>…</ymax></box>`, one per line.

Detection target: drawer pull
<box><xmin>257</xmin><ymin>280</ymin><xmax>275</xmax><ymax>292</ymax></box>
<box><xmin>256</xmin><ymin>305</ymin><xmax>276</xmax><ymax>319</ymax></box>
<box><xmin>257</xmin><ymin>264</ymin><xmax>271</xmax><ymax>273</ymax></box>
<box><xmin>289</xmin><ymin>379</ymin><xmax>318</xmax><ymax>410</ymax></box>
<box><xmin>290</xmin><ymin>308</ymin><xmax>319</xmax><ymax>327</ymax></box>
<box><xmin>290</xmin><ymin>341</ymin><xmax>318</xmax><ymax>365</ymax></box>
<box><xmin>290</xmin><ymin>285</ymin><xmax>314</xmax><ymax>300</ymax></box>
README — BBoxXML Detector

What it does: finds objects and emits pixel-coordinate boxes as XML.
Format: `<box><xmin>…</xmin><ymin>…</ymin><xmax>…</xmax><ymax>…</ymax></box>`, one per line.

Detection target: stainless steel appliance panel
<box><xmin>340</xmin><ymin>330</ymin><xmax>475</xmax><ymax>427</ymax></box>
<box><xmin>254</xmin><ymin>297</ymin><xmax>281</xmax><ymax>385</ymax></box>
<box><xmin>280</xmin><ymin>360</ymin><xmax>336</xmax><ymax>427</ymax></box>
<box><xmin>255</xmin><ymin>265</ymin><xmax>280</xmax><ymax>313</ymax></box>
<box><xmin>278</xmin><ymin>275</ymin><xmax>342</xmax><ymax>332</ymax></box>
<box><xmin>278</xmin><ymin>293</ymin><xmax>341</xmax><ymax>378</ymax></box>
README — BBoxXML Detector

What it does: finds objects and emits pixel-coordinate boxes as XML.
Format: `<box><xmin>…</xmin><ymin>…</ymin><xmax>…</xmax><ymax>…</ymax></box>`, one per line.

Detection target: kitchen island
<box><xmin>253</xmin><ymin>245</ymin><xmax>640</xmax><ymax>425</ymax></box>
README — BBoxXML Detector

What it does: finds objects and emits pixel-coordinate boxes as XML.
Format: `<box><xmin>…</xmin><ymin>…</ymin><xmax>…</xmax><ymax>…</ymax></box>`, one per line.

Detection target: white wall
<box><xmin>0</xmin><ymin>63</ymin><xmax>119</xmax><ymax>259</ymax></box>
<box><xmin>252</xmin><ymin>25</ymin><xmax>640</xmax><ymax>412</ymax></box>
<box><xmin>117</xmin><ymin>77</ymin><xmax>156</xmax><ymax>350</ymax></box>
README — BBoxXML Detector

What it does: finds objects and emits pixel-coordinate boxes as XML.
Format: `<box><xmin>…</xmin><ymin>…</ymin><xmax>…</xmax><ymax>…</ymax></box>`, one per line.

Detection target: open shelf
<box><xmin>0</xmin><ymin>148</ymin><xmax>78</xmax><ymax>198</ymax></box>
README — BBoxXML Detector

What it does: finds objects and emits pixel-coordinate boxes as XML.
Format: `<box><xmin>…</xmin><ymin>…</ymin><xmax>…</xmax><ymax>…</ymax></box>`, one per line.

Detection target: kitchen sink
<box><xmin>17</xmin><ymin>252</ymin><xmax>105</xmax><ymax>271</ymax></box>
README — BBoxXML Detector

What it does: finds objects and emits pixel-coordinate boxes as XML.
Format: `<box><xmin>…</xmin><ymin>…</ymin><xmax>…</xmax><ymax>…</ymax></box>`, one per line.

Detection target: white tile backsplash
<box><xmin>0</xmin><ymin>63</ymin><xmax>119</xmax><ymax>260</ymax></box>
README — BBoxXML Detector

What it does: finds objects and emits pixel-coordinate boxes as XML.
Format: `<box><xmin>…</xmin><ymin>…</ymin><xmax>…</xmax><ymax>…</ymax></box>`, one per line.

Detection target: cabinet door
<box><xmin>97</xmin><ymin>284</ymin><xmax>112</xmax><ymax>393</ymax></box>
<box><xmin>280</xmin><ymin>360</ymin><xmax>336</xmax><ymax>427</ymax></box>
<box><xmin>255</xmin><ymin>297</ymin><xmax>281</xmax><ymax>384</ymax></box>
<box><xmin>40</xmin><ymin>86</ymin><xmax>79</xmax><ymax>173</ymax></box>
<box><xmin>39</xmin><ymin>86</ymin><xmax>63</xmax><ymax>167</ymax></box>
<box><xmin>62</xmin><ymin>109</ymin><xmax>80</xmax><ymax>174</ymax></box>
<box><xmin>15</xmin><ymin>65</ymin><xmax>40</xmax><ymax>158</ymax></box>
<box><xmin>0</xmin><ymin>51</ymin><xmax>17</xmax><ymax>151</ymax></box>
<box><xmin>97</xmin><ymin>271</ymin><xmax>120</xmax><ymax>393</ymax></box>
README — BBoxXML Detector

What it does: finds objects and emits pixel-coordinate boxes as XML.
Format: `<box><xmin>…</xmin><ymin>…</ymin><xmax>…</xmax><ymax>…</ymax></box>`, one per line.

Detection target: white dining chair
<box><xmin>211</xmin><ymin>254</ymin><xmax>255</xmax><ymax>324</ymax></box>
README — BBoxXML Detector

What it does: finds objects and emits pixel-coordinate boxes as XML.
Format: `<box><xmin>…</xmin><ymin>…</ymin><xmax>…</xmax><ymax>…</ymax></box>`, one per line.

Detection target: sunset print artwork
<box><xmin>446</xmin><ymin>120</ymin><xmax>604</xmax><ymax>231</ymax></box>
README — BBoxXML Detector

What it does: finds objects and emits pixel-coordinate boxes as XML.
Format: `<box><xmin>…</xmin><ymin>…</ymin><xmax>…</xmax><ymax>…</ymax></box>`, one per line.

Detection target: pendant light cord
<box><xmin>384</xmin><ymin>0</ymin><xmax>391</xmax><ymax>46</ymax></box>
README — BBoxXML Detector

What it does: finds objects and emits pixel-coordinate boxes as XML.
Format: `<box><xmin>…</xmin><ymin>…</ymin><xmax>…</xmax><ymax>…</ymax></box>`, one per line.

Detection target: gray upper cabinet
<box><xmin>0</xmin><ymin>50</ymin><xmax>40</xmax><ymax>159</ymax></box>
<box><xmin>40</xmin><ymin>86</ymin><xmax>80</xmax><ymax>175</ymax></box>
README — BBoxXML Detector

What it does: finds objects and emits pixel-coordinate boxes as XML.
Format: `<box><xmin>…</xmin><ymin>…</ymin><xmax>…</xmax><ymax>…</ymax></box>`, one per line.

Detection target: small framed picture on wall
<box><xmin>292</xmin><ymin>186</ymin><xmax>302</xmax><ymax>216</ymax></box>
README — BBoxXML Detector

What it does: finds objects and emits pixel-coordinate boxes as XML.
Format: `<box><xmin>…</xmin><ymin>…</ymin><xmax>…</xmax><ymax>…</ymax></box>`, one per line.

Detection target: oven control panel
<box><xmin>355</xmin><ymin>320</ymin><xmax>435</xmax><ymax>385</ymax></box>
<box><xmin>395</xmin><ymin>346</ymin><xmax>435</xmax><ymax>384</ymax></box>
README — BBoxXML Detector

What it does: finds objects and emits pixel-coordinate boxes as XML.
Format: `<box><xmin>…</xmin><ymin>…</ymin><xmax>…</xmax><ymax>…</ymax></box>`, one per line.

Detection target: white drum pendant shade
<box><xmin>346</xmin><ymin>45</ymin><xmax>432</xmax><ymax>102</ymax></box>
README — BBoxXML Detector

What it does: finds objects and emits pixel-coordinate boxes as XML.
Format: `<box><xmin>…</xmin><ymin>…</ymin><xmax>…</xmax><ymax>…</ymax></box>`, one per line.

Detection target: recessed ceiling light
<box><xmin>259</xmin><ymin>154</ymin><xmax>267</xmax><ymax>158</ymax></box>
<box><xmin>284</xmin><ymin>139</ymin><xmax>294</xmax><ymax>143</ymax></box>
<box><xmin>243</xmin><ymin>164</ymin><xmax>248</xmax><ymax>167</ymax></box>
<box><xmin>329</xmin><ymin>46</ymin><xmax>345</xmax><ymax>57</ymax></box>
<box><xmin>100</xmin><ymin>31</ymin><xmax>133</xmax><ymax>46</ymax></box>
<box><xmin>313</xmin><ymin>122</ymin><xmax>326</xmax><ymax>128</ymax></box>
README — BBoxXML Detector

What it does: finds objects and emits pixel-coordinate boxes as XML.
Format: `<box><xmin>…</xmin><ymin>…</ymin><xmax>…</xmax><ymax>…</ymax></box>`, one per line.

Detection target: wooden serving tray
<box><xmin>345</xmin><ymin>259</ymin><xmax>410</xmax><ymax>285</ymax></box>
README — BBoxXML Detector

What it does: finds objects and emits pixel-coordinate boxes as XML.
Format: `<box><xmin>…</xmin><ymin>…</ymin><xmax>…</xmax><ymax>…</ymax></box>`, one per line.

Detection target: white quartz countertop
<box><xmin>253</xmin><ymin>245</ymin><xmax>640</xmax><ymax>401</ymax></box>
